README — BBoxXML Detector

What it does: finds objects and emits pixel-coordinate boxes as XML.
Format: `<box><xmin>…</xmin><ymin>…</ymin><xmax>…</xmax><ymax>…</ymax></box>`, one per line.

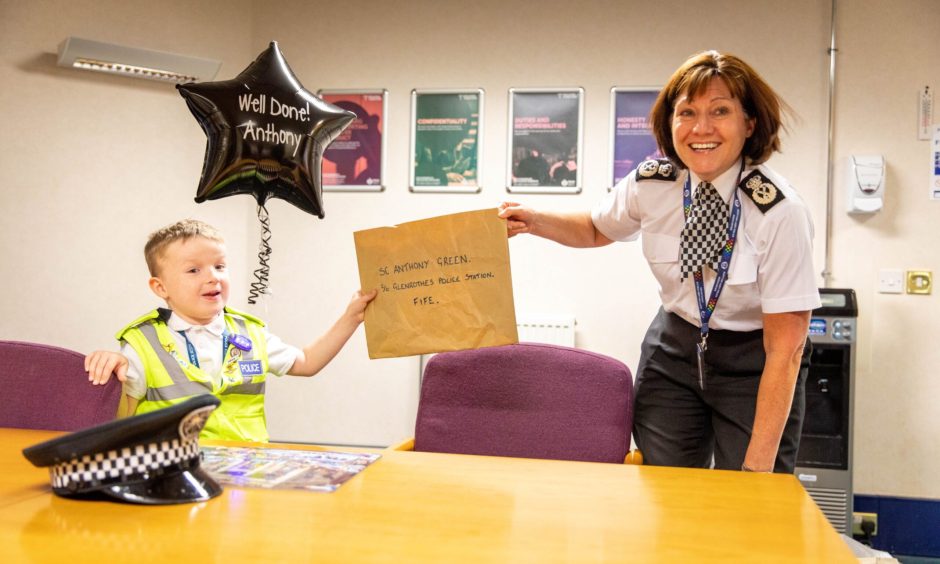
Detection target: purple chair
<box><xmin>0</xmin><ymin>340</ymin><xmax>122</xmax><ymax>431</ymax></box>
<box><xmin>413</xmin><ymin>343</ymin><xmax>635</xmax><ymax>463</ymax></box>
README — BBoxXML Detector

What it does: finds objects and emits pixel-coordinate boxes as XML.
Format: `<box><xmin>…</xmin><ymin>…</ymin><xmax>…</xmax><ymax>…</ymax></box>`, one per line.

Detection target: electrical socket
<box><xmin>878</xmin><ymin>269</ymin><xmax>904</xmax><ymax>294</ymax></box>
<box><xmin>852</xmin><ymin>512</ymin><xmax>878</xmax><ymax>536</ymax></box>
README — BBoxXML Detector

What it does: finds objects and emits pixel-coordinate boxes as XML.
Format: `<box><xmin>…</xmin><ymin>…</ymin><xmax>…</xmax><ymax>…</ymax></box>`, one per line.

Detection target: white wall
<box><xmin>1</xmin><ymin>0</ymin><xmax>937</xmax><ymax>500</ymax></box>
<box><xmin>0</xmin><ymin>0</ymin><xmax>256</xmax><ymax>346</ymax></box>
<box><xmin>829</xmin><ymin>0</ymin><xmax>940</xmax><ymax>499</ymax></box>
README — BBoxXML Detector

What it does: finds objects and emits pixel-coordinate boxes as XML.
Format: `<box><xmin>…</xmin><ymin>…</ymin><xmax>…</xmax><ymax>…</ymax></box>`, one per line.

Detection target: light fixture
<box><xmin>56</xmin><ymin>37</ymin><xmax>221</xmax><ymax>84</ymax></box>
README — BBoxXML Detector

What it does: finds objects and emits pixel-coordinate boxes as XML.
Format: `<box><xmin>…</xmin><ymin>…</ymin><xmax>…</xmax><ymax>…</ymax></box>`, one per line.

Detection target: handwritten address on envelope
<box><xmin>353</xmin><ymin>208</ymin><xmax>518</xmax><ymax>359</ymax></box>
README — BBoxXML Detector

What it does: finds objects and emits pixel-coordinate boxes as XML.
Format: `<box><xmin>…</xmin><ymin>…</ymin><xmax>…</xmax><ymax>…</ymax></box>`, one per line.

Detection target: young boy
<box><xmin>85</xmin><ymin>219</ymin><xmax>376</xmax><ymax>442</ymax></box>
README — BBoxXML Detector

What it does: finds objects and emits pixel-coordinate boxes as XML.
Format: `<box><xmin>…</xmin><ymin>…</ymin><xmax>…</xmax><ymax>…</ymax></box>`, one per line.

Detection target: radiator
<box><xmin>516</xmin><ymin>315</ymin><xmax>576</xmax><ymax>347</ymax></box>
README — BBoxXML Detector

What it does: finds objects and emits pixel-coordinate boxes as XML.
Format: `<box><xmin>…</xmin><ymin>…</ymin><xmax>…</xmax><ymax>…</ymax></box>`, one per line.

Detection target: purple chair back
<box><xmin>414</xmin><ymin>343</ymin><xmax>634</xmax><ymax>463</ymax></box>
<box><xmin>0</xmin><ymin>340</ymin><xmax>122</xmax><ymax>431</ymax></box>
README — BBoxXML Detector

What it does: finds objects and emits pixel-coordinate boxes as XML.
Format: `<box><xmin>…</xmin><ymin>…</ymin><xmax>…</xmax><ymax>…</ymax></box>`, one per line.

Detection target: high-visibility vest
<box><xmin>117</xmin><ymin>307</ymin><xmax>271</xmax><ymax>442</ymax></box>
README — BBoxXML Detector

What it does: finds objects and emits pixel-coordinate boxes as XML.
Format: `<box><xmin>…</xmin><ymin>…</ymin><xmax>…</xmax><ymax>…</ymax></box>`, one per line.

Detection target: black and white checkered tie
<box><xmin>680</xmin><ymin>182</ymin><xmax>729</xmax><ymax>280</ymax></box>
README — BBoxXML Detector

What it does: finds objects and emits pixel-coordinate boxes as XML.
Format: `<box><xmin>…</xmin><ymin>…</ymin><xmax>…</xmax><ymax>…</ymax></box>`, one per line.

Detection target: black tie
<box><xmin>680</xmin><ymin>182</ymin><xmax>729</xmax><ymax>280</ymax></box>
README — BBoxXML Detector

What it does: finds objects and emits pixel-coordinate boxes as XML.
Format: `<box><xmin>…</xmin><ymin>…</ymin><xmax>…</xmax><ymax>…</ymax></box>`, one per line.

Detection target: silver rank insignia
<box><xmin>739</xmin><ymin>169</ymin><xmax>785</xmax><ymax>212</ymax></box>
<box><xmin>635</xmin><ymin>158</ymin><xmax>679</xmax><ymax>181</ymax></box>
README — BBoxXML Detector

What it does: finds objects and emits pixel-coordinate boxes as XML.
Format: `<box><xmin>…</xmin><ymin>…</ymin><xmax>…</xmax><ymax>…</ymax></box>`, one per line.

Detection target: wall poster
<box><xmin>318</xmin><ymin>89</ymin><xmax>387</xmax><ymax>192</ymax></box>
<box><xmin>507</xmin><ymin>88</ymin><xmax>583</xmax><ymax>194</ymax></box>
<box><xmin>932</xmin><ymin>124</ymin><xmax>940</xmax><ymax>200</ymax></box>
<box><xmin>410</xmin><ymin>89</ymin><xmax>484</xmax><ymax>193</ymax></box>
<box><xmin>609</xmin><ymin>87</ymin><xmax>662</xmax><ymax>189</ymax></box>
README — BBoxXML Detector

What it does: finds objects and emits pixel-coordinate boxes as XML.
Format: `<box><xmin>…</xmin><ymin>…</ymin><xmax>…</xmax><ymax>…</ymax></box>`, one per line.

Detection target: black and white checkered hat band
<box><xmin>49</xmin><ymin>437</ymin><xmax>200</xmax><ymax>491</ymax></box>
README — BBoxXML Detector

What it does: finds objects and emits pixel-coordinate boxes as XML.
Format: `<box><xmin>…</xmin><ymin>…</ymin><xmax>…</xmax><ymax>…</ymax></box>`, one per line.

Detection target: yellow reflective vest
<box><xmin>117</xmin><ymin>307</ymin><xmax>271</xmax><ymax>442</ymax></box>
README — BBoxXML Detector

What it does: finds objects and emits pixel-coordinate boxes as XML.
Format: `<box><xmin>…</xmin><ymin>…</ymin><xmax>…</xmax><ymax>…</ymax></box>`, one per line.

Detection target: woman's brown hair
<box><xmin>650</xmin><ymin>50</ymin><xmax>792</xmax><ymax>167</ymax></box>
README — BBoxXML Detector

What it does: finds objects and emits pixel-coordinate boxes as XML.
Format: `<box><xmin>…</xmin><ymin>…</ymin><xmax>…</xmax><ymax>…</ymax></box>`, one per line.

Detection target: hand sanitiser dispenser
<box><xmin>847</xmin><ymin>155</ymin><xmax>885</xmax><ymax>214</ymax></box>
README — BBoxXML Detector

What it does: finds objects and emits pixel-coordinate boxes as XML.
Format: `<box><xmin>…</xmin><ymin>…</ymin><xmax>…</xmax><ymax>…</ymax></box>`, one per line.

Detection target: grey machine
<box><xmin>796</xmin><ymin>288</ymin><xmax>857</xmax><ymax>534</ymax></box>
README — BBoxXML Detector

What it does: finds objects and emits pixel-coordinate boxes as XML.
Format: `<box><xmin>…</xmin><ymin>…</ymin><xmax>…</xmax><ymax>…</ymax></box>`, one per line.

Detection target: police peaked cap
<box><xmin>22</xmin><ymin>395</ymin><xmax>223</xmax><ymax>505</ymax></box>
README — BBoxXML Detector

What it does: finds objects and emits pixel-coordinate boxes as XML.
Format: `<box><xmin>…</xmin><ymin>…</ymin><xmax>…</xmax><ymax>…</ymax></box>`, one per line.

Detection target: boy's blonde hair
<box><xmin>144</xmin><ymin>219</ymin><xmax>225</xmax><ymax>276</ymax></box>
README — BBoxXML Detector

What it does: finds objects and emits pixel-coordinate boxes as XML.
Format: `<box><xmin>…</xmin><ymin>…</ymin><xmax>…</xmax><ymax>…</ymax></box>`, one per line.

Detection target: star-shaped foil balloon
<box><xmin>177</xmin><ymin>42</ymin><xmax>354</xmax><ymax>218</ymax></box>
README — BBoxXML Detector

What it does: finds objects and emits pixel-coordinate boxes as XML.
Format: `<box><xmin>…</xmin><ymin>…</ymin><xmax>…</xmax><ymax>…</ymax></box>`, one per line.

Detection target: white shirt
<box><xmin>591</xmin><ymin>160</ymin><xmax>821</xmax><ymax>331</ymax></box>
<box><xmin>121</xmin><ymin>311</ymin><xmax>300</xmax><ymax>399</ymax></box>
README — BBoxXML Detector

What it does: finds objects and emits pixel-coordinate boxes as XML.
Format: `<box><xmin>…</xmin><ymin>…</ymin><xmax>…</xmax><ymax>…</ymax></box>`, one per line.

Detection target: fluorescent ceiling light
<box><xmin>57</xmin><ymin>37</ymin><xmax>221</xmax><ymax>84</ymax></box>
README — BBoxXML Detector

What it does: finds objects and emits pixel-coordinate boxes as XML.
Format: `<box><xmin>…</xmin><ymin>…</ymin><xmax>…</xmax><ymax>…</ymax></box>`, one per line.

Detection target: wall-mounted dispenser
<box><xmin>847</xmin><ymin>155</ymin><xmax>885</xmax><ymax>214</ymax></box>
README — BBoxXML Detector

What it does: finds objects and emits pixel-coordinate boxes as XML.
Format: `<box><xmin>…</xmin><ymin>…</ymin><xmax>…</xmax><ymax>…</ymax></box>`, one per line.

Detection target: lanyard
<box><xmin>682</xmin><ymin>163</ymin><xmax>745</xmax><ymax>350</ymax></box>
<box><xmin>177</xmin><ymin>330</ymin><xmax>231</xmax><ymax>369</ymax></box>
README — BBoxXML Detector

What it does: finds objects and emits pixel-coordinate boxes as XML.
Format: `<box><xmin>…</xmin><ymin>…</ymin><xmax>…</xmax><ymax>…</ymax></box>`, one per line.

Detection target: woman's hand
<box><xmin>497</xmin><ymin>202</ymin><xmax>535</xmax><ymax>237</ymax></box>
<box><xmin>744</xmin><ymin>310</ymin><xmax>812</xmax><ymax>472</ymax></box>
<box><xmin>499</xmin><ymin>203</ymin><xmax>613</xmax><ymax>248</ymax></box>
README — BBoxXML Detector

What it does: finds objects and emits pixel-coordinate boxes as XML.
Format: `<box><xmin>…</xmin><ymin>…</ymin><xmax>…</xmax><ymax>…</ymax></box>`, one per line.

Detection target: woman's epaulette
<box><xmin>738</xmin><ymin>170</ymin><xmax>786</xmax><ymax>212</ymax></box>
<box><xmin>635</xmin><ymin>159</ymin><xmax>678</xmax><ymax>182</ymax></box>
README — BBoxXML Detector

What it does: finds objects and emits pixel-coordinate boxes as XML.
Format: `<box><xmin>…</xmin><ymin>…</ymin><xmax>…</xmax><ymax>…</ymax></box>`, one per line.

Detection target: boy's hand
<box><xmin>84</xmin><ymin>351</ymin><xmax>128</xmax><ymax>385</ymax></box>
<box><xmin>345</xmin><ymin>289</ymin><xmax>378</xmax><ymax>323</ymax></box>
<box><xmin>287</xmin><ymin>289</ymin><xmax>379</xmax><ymax>377</ymax></box>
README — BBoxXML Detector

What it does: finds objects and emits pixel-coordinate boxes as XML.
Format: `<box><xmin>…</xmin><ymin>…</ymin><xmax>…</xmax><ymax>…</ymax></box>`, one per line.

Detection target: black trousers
<box><xmin>633</xmin><ymin>308</ymin><xmax>810</xmax><ymax>473</ymax></box>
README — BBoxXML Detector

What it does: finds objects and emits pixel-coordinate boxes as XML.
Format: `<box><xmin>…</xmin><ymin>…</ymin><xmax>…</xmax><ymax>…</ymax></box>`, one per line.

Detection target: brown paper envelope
<box><xmin>354</xmin><ymin>208</ymin><xmax>518</xmax><ymax>359</ymax></box>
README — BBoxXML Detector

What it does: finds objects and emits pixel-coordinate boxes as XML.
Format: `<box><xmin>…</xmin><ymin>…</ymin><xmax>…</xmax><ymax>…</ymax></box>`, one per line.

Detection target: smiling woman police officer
<box><xmin>499</xmin><ymin>51</ymin><xmax>820</xmax><ymax>473</ymax></box>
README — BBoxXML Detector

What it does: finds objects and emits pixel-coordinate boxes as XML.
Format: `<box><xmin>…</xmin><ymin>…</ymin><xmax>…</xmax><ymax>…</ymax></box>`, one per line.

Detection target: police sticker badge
<box><xmin>636</xmin><ymin>159</ymin><xmax>679</xmax><ymax>182</ymax></box>
<box><xmin>739</xmin><ymin>170</ymin><xmax>785</xmax><ymax>212</ymax></box>
<box><xmin>239</xmin><ymin>360</ymin><xmax>264</xmax><ymax>377</ymax></box>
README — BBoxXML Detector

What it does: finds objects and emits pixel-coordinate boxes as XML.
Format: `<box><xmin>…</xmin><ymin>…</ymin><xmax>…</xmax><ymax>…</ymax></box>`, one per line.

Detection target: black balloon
<box><xmin>177</xmin><ymin>42</ymin><xmax>354</xmax><ymax>218</ymax></box>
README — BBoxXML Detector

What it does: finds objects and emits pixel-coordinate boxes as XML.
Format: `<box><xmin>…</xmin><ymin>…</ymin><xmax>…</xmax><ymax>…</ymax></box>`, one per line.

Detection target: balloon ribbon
<box><xmin>247</xmin><ymin>204</ymin><xmax>272</xmax><ymax>305</ymax></box>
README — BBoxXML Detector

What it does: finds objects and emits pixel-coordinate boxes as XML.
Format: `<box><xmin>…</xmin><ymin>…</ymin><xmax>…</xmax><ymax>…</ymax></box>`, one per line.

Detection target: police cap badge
<box><xmin>22</xmin><ymin>395</ymin><xmax>223</xmax><ymax>505</ymax></box>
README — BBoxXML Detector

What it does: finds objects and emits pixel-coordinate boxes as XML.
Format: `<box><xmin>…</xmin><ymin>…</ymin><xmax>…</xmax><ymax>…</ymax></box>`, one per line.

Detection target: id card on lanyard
<box><xmin>683</xmin><ymin>163</ymin><xmax>745</xmax><ymax>389</ymax></box>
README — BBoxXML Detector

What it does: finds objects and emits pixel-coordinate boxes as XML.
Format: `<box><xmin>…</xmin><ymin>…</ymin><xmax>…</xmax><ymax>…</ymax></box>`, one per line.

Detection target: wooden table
<box><xmin>1</xmin><ymin>428</ymin><xmax>854</xmax><ymax>562</ymax></box>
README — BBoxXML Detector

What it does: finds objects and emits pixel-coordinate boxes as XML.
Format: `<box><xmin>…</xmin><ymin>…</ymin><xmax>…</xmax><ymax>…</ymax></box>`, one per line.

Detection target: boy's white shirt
<box><xmin>120</xmin><ymin>311</ymin><xmax>301</xmax><ymax>399</ymax></box>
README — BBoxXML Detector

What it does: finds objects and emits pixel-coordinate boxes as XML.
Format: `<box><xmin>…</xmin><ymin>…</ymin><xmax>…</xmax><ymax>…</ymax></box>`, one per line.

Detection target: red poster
<box><xmin>319</xmin><ymin>90</ymin><xmax>386</xmax><ymax>191</ymax></box>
